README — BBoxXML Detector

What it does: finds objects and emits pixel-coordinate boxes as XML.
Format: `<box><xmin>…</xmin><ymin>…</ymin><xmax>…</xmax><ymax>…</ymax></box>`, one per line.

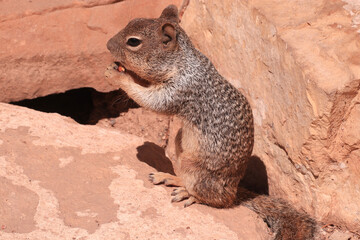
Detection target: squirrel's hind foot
<box><xmin>148</xmin><ymin>172</ymin><xmax>183</xmax><ymax>186</ymax></box>
<box><xmin>171</xmin><ymin>187</ymin><xmax>190</xmax><ymax>202</ymax></box>
<box><xmin>149</xmin><ymin>173</ymin><xmax>199</xmax><ymax>207</ymax></box>
<box><xmin>171</xmin><ymin>187</ymin><xmax>198</xmax><ymax>207</ymax></box>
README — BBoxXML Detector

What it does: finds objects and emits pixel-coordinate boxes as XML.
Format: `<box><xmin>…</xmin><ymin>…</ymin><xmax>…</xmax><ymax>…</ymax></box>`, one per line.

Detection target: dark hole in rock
<box><xmin>11</xmin><ymin>88</ymin><xmax>138</xmax><ymax>125</ymax></box>
<box><xmin>240</xmin><ymin>155</ymin><xmax>269</xmax><ymax>195</ymax></box>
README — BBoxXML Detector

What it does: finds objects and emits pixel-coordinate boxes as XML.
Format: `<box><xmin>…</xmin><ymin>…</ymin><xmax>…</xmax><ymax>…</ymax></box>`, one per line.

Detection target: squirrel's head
<box><xmin>107</xmin><ymin>5</ymin><xmax>182</xmax><ymax>83</ymax></box>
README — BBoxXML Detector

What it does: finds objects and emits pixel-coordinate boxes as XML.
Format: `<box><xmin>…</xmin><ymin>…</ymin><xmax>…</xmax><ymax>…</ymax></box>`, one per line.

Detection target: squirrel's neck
<box><xmin>176</xmin><ymin>33</ymin><xmax>221</xmax><ymax>86</ymax></box>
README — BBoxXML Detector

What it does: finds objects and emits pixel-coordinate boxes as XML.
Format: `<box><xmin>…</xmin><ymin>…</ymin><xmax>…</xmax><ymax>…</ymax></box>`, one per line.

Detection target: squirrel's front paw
<box><xmin>105</xmin><ymin>62</ymin><xmax>123</xmax><ymax>77</ymax></box>
<box><xmin>105</xmin><ymin>62</ymin><xmax>127</xmax><ymax>87</ymax></box>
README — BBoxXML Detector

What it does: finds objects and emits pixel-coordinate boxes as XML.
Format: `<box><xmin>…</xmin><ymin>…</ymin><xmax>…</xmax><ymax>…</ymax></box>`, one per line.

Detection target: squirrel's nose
<box><xmin>107</xmin><ymin>38</ymin><xmax>116</xmax><ymax>52</ymax></box>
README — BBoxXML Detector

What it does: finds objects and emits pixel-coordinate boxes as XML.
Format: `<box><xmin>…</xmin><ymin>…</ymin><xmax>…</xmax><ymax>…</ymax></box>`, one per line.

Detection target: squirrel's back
<box><xmin>171</xmin><ymin>45</ymin><xmax>254</xmax><ymax>172</ymax></box>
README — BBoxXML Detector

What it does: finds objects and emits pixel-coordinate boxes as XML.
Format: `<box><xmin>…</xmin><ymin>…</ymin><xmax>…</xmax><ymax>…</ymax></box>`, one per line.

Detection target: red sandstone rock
<box><xmin>0</xmin><ymin>0</ymin><xmax>359</xmax><ymax>238</ymax></box>
<box><xmin>0</xmin><ymin>103</ymin><xmax>269</xmax><ymax>239</ymax></box>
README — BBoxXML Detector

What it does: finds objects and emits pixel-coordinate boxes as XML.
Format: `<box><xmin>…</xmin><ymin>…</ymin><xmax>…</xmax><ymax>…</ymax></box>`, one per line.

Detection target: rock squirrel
<box><xmin>105</xmin><ymin>5</ymin><xmax>317</xmax><ymax>240</ymax></box>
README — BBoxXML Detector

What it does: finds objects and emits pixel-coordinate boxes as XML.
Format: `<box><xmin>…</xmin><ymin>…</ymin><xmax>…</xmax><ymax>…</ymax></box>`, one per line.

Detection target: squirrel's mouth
<box><xmin>114</xmin><ymin>61</ymin><xmax>126</xmax><ymax>72</ymax></box>
<box><xmin>113</xmin><ymin>61</ymin><xmax>151</xmax><ymax>87</ymax></box>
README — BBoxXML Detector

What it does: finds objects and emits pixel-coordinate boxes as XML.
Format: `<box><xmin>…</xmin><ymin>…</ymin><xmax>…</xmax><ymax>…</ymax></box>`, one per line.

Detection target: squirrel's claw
<box><xmin>148</xmin><ymin>173</ymin><xmax>164</xmax><ymax>185</ymax></box>
<box><xmin>183</xmin><ymin>196</ymin><xmax>198</xmax><ymax>208</ymax></box>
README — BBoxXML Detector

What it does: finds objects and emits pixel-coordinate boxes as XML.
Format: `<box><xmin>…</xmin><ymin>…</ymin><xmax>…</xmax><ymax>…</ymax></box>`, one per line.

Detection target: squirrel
<box><xmin>105</xmin><ymin>5</ymin><xmax>318</xmax><ymax>240</ymax></box>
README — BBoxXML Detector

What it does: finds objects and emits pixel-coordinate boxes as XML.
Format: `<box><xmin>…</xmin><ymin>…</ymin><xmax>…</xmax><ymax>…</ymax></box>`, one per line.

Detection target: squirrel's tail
<box><xmin>237</xmin><ymin>187</ymin><xmax>317</xmax><ymax>240</ymax></box>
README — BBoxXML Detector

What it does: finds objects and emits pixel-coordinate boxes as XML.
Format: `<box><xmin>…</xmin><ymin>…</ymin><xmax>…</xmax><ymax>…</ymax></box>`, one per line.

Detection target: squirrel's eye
<box><xmin>126</xmin><ymin>38</ymin><xmax>142</xmax><ymax>47</ymax></box>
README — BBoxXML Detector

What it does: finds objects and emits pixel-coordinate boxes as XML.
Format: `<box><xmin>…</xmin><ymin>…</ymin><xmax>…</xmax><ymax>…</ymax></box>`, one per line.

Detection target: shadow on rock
<box><xmin>136</xmin><ymin>141</ymin><xmax>175</xmax><ymax>175</ymax></box>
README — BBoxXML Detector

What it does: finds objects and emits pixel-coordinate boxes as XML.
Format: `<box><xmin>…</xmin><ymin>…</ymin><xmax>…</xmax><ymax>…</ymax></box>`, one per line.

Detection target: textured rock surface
<box><xmin>181</xmin><ymin>0</ymin><xmax>360</xmax><ymax>232</ymax></box>
<box><xmin>0</xmin><ymin>103</ymin><xmax>270</xmax><ymax>240</ymax></box>
<box><xmin>0</xmin><ymin>0</ymin><xmax>182</xmax><ymax>102</ymax></box>
<box><xmin>0</xmin><ymin>0</ymin><xmax>121</xmax><ymax>22</ymax></box>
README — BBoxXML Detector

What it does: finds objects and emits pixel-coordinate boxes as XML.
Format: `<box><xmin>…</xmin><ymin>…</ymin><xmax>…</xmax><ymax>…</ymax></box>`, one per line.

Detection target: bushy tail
<box><xmin>237</xmin><ymin>187</ymin><xmax>317</xmax><ymax>240</ymax></box>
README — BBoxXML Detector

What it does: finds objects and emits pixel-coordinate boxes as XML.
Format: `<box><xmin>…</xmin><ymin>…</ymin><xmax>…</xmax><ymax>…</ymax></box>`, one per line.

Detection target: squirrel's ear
<box><xmin>160</xmin><ymin>5</ymin><xmax>179</xmax><ymax>23</ymax></box>
<box><xmin>160</xmin><ymin>23</ymin><xmax>177</xmax><ymax>50</ymax></box>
